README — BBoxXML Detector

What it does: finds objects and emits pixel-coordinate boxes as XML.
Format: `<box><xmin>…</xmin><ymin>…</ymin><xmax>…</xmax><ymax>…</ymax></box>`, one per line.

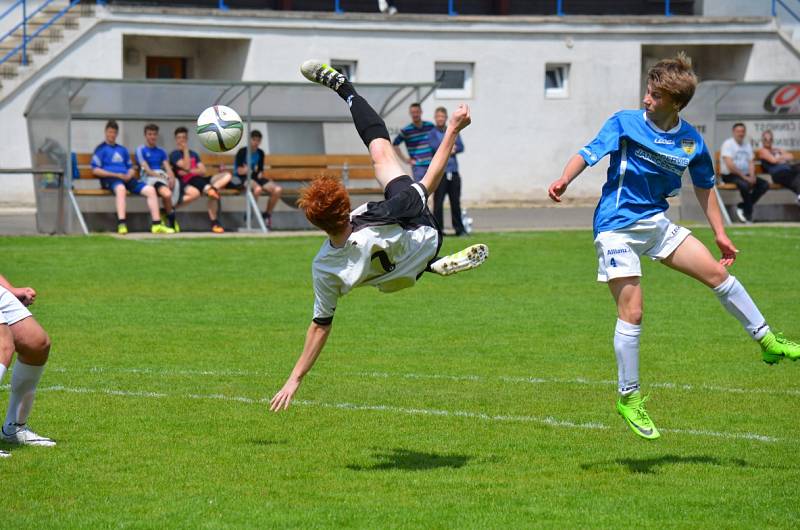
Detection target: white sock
<box><xmin>0</xmin><ymin>363</ymin><xmax>6</xmax><ymax>384</ymax></box>
<box><xmin>4</xmin><ymin>361</ymin><xmax>45</xmax><ymax>429</ymax></box>
<box><xmin>615</xmin><ymin>319</ymin><xmax>641</xmax><ymax>396</ymax></box>
<box><xmin>713</xmin><ymin>275</ymin><xmax>770</xmax><ymax>341</ymax></box>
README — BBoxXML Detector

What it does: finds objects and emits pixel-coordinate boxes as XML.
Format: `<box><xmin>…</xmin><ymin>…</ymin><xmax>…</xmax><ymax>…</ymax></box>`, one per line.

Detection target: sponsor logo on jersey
<box><xmin>634</xmin><ymin>148</ymin><xmax>689</xmax><ymax>175</ymax></box>
<box><xmin>654</xmin><ymin>137</ymin><xmax>674</xmax><ymax>145</ymax></box>
<box><xmin>111</xmin><ymin>152</ymin><xmax>124</xmax><ymax>164</ymax></box>
<box><xmin>606</xmin><ymin>248</ymin><xmax>630</xmax><ymax>255</ymax></box>
<box><xmin>764</xmin><ymin>84</ymin><xmax>800</xmax><ymax>114</ymax></box>
<box><xmin>681</xmin><ymin>138</ymin><xmax>696</xmax><ymax>155</ymax></box>
<box><xmin>582</xmin><ymin>147</ymin><xmax>597</xmax><ymax>162</ymax></box>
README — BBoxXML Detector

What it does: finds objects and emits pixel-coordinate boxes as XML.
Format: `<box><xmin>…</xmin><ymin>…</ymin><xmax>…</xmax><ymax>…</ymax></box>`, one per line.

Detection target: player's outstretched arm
<box><xmin>420</xmin><ymin>104</ymin><xmax>471</xmax><ymax>195</ymax></box>
<box><xmin>0</xmin><ymin>274</ymin><xmax>36</xmax><ymax>306</ymax></box>
<box><xmin>548</xmin><ymin>154</ymin><xmax>588</xmax><ymax>202</ymax></box>
<box><xmin>269</xmin><ymin>321</ymin><xmax>332</xmax><ymax>412</ymax></box>
<box><xmin>694</xmin><ymin>186</ymin><xmax>738</xmax><ymax>267</ymax></box>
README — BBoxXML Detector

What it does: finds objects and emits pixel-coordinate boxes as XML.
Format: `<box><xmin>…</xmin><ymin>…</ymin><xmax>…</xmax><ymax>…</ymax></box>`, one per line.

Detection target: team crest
<box><xmin>680</xmin><ymin>138</ymin><xmax>696</xmax><ymax>155</ymax></box>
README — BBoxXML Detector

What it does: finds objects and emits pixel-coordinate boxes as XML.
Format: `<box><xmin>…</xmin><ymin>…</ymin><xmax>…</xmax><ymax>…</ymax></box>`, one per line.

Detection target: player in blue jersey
<box><xmin>91</xmin><ymin>120</ymin><xmax>174</xmax><ymax>235</ymax></box>
<box><xmin>547</xmin><ymin>54</ymin><xmax>800</xmax><ymax>440</ymax></box>
<box><xmin>136</xmin><ymin>124</ymin><xmax>178</xmax><ymax>230</ymax></box>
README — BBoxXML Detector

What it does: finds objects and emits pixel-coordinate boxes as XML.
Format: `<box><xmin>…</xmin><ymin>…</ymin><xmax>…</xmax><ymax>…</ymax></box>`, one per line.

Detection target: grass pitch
<box><xmin>2</xmin><ymin>227</ymin><xmax>800</xmax><ymax>528</ymax></box>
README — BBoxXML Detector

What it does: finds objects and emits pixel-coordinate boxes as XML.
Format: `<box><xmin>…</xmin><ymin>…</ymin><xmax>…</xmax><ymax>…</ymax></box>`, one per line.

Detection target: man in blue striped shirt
<box><xmin>393</xmin><ymin>102</ymin><xmax>434</xmax><ymax>181</ymax></box>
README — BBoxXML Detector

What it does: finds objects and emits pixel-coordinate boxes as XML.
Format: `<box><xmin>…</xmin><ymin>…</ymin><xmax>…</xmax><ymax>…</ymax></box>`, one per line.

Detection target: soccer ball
<box><xmin>196</xmin><ymin>105</ymin><xmax>244</xmax><ymax>152</ymax></box>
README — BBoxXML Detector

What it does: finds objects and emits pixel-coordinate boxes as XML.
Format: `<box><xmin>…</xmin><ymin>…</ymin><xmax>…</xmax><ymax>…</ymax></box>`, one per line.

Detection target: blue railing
<box><xmin>774</xmin><ymin>0</ymin><xmax>800</xmax><ymax>24</ymax></box>
<box><xmin>0</xmin><ymin>0</ymin><xmax>81</xmax><ymax>67</ymax></box>
<box><xmin>329</xmin><ymin>0</ymin><xmax>674</xmax><ymax>17</ymax></box>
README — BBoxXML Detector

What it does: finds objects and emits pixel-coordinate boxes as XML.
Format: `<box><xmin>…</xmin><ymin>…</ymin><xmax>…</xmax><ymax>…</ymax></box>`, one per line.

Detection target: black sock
<box><xmin>151</xmin><ymin>220</ymin><xmax>160</xmax><ymax>227</ymax></box>
<box><xmin>117</xmin><ymin>218</ymin><xmax>126</xmax><ymax>225</ymax></box>
<box><xmin>262</xmin><ymin>211</ymin><xmax>271</xmax><ymax>219</ymax></box>
<box><xmin>347</xmin><ymin>93</ymin><xmax>390</xmax><ymax>147</ymax></box>
<box><xmin>335</xmin><ymin>80</ymin><xmax>356</xmax><ymax>102</ymax></box>
<box><xmin>167</xmin><ymin>212</ymin><xmax>176</xmax><ymax>227</ymax></box>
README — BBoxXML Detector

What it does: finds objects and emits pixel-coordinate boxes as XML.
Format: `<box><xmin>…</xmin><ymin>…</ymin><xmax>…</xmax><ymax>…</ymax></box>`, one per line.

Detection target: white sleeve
<box><xmin>312</xmin><ymin>271</ymin><xmax>341</xmax><ymax>325</ymax></box>
<box><xmin>720</xmin><ymin>139</ymin><xmax>735</xmax><ymax>159</ymax></box>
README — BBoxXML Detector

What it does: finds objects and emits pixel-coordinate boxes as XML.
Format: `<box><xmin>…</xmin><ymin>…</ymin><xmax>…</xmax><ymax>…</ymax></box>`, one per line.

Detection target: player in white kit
<box><xmin>0</xmin><ymin>274</ymin><xmax>54</xmax><ymax>458</ymax></box>
<box><xmin>269</xmin><ymin>61</ymin><xmax>488</xmax><ymax>412</ymax></box>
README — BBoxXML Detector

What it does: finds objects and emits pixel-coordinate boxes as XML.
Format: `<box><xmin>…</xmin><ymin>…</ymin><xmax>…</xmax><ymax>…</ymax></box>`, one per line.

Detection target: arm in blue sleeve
<box><xmin>427</xmin><ymin>130</ymin><xmax>442</xmax><ymax>153</ymax></box>
<box><xmin>454</xmin><ymin>134</ymin><xmax>464</xmax><ymax>154</ymax></box>
<box><xmin>579</xmin><ymin>114</ymin><xmax>620</xmax><ymax>167</ymax></box>
<box><xmin>688</xmin><ymin>140</ymin><xmax>716</xmax><ymax>189</ymax></box>
<box><xmin>392</xmin><ymin>131</ymin><xmax>405</xmax><ymax>146</ymax></box>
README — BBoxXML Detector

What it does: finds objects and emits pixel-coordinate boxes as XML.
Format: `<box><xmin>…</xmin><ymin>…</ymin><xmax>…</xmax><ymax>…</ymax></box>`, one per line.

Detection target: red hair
<box><xmin>298</xmin><ymin>176</ymin><xmax>351</xmax><ymax>234</ymax></box>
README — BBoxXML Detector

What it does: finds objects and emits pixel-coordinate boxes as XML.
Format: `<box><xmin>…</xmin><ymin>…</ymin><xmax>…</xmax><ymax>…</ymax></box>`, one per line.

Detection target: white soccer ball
<box><xmin>196</xmin><ymin>105</ymin><xmax>243</xmax><ymax>152</ymax></box>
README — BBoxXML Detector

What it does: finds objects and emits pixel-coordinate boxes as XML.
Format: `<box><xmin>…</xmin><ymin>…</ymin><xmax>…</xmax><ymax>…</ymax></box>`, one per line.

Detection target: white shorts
<box><xmin>0</xmin><ymin>286</ymin><xmax>31</xmax><ymax>326</ymax></box>
<box><xmin>594</xmin><ymin>212</ymin><xmax>691</xmax><ymax>282</ymax></box>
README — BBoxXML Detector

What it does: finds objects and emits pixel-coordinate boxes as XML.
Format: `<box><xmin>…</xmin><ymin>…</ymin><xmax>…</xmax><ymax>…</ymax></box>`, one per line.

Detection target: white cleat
<box><xmin>300</xmin><ymin>60</ymin><xmax>348</xmax><ymax>91</ymax></box>
<box><xmin>2</xmin><ymin>424</ymin><xmax>56</xmax><ymax>447</ymax></box>
<box><xmin>0</xmin><ymin>449</ymin><xmax>9</xmax><ymax>458</ymax></box>
<box><xmin>430</xmin><ymin>243</ymin><xmax>489</xmax><ymax>276</ymax></box>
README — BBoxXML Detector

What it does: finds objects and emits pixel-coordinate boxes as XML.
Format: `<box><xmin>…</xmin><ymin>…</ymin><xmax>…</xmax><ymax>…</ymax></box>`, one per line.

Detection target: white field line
<box><xmin>47</xmin><ymin>366</ymin><xmax>800</xmax><ymax>398</ymax></box>
<box><xmin>4</xmin><ymin>383</ymin><xmax>779</xmax><ymax>444</ymax></box>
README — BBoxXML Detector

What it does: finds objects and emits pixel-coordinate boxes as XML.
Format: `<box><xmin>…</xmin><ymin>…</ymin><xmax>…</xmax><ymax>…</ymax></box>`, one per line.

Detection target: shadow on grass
<box><xmin>347</xmin><ymin>448</ymin><xmax>470</xmax><ymax>471</ymax></box>
<box><xmin>581</xmin><ymin>454</ymin><xmax>748</xmax><ymax>475</ymax></box>
<box><xmin>248</xmin><ymin>438</ymin><xmax>287</xmax><ymax>446</ymax></box>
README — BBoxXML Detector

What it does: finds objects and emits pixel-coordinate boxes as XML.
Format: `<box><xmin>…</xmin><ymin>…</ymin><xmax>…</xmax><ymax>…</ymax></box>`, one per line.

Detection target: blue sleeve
<box><xmin>169</xmin><ymin>150</ymin><xmax>180</xmax><ymax>166</ymax></box>
<box><xmin>90</xmin><ymin>145</ymin><xmax>103</xmax><ymax>169</ymax></box>
<box><xmin>71</xmin><ymin>152</ymin><xmax>79</xmax><ymax>180</ymax></box>
<box><xmin>427</xmin><ymin>130</ymin><xmax>442</xmax><ymax>153</ymax></box>
<box><xmin>579</xmin><ymin>115</ymin><xmax>621</xmax><ymax>167</ymax></box>
<box><xmin>688</xmin><ymin>140</ymin><xmax>716</xmax><ymax>189</ymax></box>
<box><xmin>392</xmin><ymin>131</ymin><xmax>405</xmax><ymax>146</ymax></box>
<box><xmin>135</xmin><ymin>145</ymin><xmax>145</xmax><ymax>167</ymax></box>
<box><xmin>454</xmin><ymin>134</ymin><xmax>464</xmax><ymax>154</ymax></box>
<box><xmin>234</xmin><ymin>148</ymin><xmax>246</xmax><ymax>168</ymax></box>
<box><xmin>121</xmin><ymin>147</ymin><xmax>132</xmax><ymax>170</ymax></box>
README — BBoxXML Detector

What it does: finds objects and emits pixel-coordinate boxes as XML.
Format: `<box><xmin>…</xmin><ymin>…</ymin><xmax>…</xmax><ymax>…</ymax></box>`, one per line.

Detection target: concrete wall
<box><xmin>1</xmin><ymin>8</ymin><xmax>798</xmax><ymax>206</ymax></box>
<box><xmin>700</xmin><ymin>0</ymin><xmax>773</xmax><ymax>17</ymax></box>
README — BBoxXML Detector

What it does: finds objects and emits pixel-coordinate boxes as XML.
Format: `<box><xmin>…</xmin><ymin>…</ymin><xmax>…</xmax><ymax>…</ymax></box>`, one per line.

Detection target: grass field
<box><xmin>2</xmin><ymin>227</ymin><xmax>800</xmax><ymax>528</ymax></box>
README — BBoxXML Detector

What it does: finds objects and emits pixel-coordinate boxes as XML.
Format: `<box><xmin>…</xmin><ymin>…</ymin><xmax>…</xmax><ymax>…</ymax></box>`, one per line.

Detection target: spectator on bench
<box><xmin>720</xmin><ymin>123</ymin><xmax>769</xmax><ymax>223</ymax></box>
<box><xmin>232</xmin><ymin>130</ymin><xmax>283</xmax><ymax>229</ymax></box>
<box><xmin>169</xmin><ymin>126</ymin><xmax>232</xmax><ymax>234</ymax></box>
<box><xmin>756</xmin><ymin>129</ymin><xmax>800</xmax><ymax>206</ymax></box>
<box><xmin>91</xmin><ymin>120</ymin><xmax>174</xmax><ymax>235</ymax></box>
<box><xmin>136</xmin><ymin>123</ymin><xmax>178</xmax><ymax>230</ymax></box>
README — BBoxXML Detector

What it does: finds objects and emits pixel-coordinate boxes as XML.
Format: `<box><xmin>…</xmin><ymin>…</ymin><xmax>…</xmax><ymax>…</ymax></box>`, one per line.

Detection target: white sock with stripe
<box><xmin>713</xmin><ymin>275</ymin><xmax>770</xmax><ymax>341</ymax></box>
<box><xmin>615</xmin><ymin>319</ymin><xmax>641</xmax><ymax>396</ymax></box>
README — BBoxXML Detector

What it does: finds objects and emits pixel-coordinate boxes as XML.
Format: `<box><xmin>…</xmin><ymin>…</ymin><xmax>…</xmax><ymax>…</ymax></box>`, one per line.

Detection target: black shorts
<box><xmin>184</xmin><ymin>176</ymin><xmax>209</xmax><ymax>192</ymax></box>
<box><xmin>226</xmin><ymin>177</ymin><xmax>269</xmax><ymax>190</ymax></box>
<box><xmin>351</xmin><ymin>175</ymin><xmax>442</xmax><ymax>256</ymax></box>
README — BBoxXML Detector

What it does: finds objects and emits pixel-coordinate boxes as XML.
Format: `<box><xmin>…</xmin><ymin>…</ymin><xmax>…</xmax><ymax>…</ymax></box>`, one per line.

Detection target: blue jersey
<box><xmin>135</xmin><ymin>144</ymin><xmax>169</xmax><ymax>172</ymax></box>
<box><xmin>579</xmin><ymin>110</ymin><xmax>715</xmax><ymax>236</ymax></box>
<box><xmin>91</xmin><ymin>142</ymin><xmax>132</xmax><ymax>175</ymax></box>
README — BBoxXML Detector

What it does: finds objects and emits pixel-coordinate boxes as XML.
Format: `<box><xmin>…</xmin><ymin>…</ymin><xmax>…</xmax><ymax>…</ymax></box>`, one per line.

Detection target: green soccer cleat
<box><xmin>151</xmin><ymin>223</ymin><xmax>175</xmax><ymax>235</ymax></box>
<box><xmin>430</xmin><ymin>244</ymin><xmax>489</xmax><ymax>276</ymax></box>
<box><xmin>760</xmin><ymin>331</ymin><xmax>800</xmax><ymax>364</ymax></box>
<box><xmin>616</xmin><ymin>391</ymin><xmax>660</xmax><ymax>440</ymax></box>
<box><xmin>300</xmin><ymin>60</ymin><xmax>348</xmax><ymax>91</ymax></box>
<box><xmin>117</xmin><ymin>223</ymin><xmax>128</xmax><ymax>235</ymax></box>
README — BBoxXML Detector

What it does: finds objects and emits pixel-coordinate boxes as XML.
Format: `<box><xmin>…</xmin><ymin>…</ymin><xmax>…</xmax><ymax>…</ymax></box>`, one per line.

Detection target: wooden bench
<box><xmin>72</xmin><ymin>152</ymin><xmax>381</xmax><ymax>197</ymax></box>
<box><xmin>714</xmin><ymin>150</ymin><xmax>790</xmax><ymax>191</ymax></box>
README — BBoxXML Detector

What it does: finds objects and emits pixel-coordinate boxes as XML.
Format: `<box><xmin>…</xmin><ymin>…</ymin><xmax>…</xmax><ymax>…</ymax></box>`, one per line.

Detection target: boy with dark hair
<box><xmin>169</xmin><ymin>126</ymin><xmax>232</xmax><ymax>233</ymax></box>
<box><xmin>233</xmin><ymin>129</ymin><xmax>283</xmax><ymax>229</ymax></box>
<box><xmin>269</xmin><ymin>60</ymin><xmax>488</xmax><ymax>412</ymax></box>
<box><xmin>91</xmin><ymin>120</ymin><xmax>173</xmax><ymax>234</ymax></box>
<box><xmin>136</xmin><ymin>123</ymin><xmax>178</xmax><ymax>230</ymax></box>
<box><xmin>548</xmin><ymin>53</ymin><xmax>800</xmax><ymax>440</ymax></box>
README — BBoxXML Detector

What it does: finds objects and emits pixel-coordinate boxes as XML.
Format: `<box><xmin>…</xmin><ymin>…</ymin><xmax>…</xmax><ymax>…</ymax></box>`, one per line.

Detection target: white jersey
<box><xmin>311</xmin><ymin>181</ymin><xmax>440</xmax><ymax>323</ymax></box>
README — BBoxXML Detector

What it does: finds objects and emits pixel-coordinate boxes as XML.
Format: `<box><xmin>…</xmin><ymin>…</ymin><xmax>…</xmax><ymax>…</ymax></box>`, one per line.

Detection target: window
<box><xmin>331</xmin><ymin>60</ymin><xmax>357</xmax><ymax>82</ymax></box>
<box><xmin>545</xmin><ymin>64</ymin><xmax>569</xmax><ymax>99</ymax></box>
<box><xmin>435</xmin><ymin>62</ymin><xmax>473</xmax><ymax>98</ymax></box>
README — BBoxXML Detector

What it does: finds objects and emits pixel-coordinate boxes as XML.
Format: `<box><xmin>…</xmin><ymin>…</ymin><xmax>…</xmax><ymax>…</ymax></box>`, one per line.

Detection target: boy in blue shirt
<box><xmin>136</xmin><ymin>123</ymin><xmax>178</xmax><ymax>230</ymax></box>
<box><xmin>91</xmin><ymin>120</ymin><xmax>173</xmax><ymax>234</ymax></box>
<box><xmin>548</xmin><ymin>54</ymin><xmax>800</xmax><ymax>440</ymax></box>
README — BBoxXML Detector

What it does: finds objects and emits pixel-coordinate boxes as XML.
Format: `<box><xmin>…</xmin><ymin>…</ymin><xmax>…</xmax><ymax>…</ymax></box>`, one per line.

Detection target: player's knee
<box><xmin>273</xmin><ymin>185</ymin><xmax>283</xmax><ymax>197</ymax></box>
<box><xmin>160</xmin><ymin>187</ymin><xmax>172</xmax><ymax>199</ymax></box>
<box><xmin>18</xmin><ymin>332</ymin><xmax>50</xmax><ymax>364</ymax></box>
<box><xmin>142</xmin><ymin>186</ymin><xmax>156</xmax><ymax>198</ymax></box>
<box><xmin>253</xmin><ymin>186</ymin><xmax>262</xmax><ymax>196</ymax></box>
<box><xmin>114</xmin><ymin>186</ymin><xmax>126</xmax><ymax>197</ymax></box>
<box><xmin>368</xmin><ymin>140</ymin><xmax>395</xmax><ymax>166</ymax></box>
<box><xmin>708</xmin><ymin>264</ymin><xmax>729</xmax><ymax>288</ymax></box>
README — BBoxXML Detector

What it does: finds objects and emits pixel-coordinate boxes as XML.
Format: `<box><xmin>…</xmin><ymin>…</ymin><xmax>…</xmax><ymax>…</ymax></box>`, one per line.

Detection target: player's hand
<box><xmin>13</xmin><ymin>287</ymin><xmax>36</xmax><ymax>307</ymax></box>
<box><xmin>716</xmin><ymin>234</ymin><xmax>738</xmax><ymax>267</ymax></box>
<box><xmin>269</xmin><ymin>377</ymin><xmax>301</xmax><ymax>412</ymax></box>
<box><xmin>548</xmin><ymin>178</ymin><xmax>569</xmax><ymax>202</ymax></box>
<box><xmin>450</xmin><ymin>104</ymin><xmax>471</xmax><ymax>132</ymax></box>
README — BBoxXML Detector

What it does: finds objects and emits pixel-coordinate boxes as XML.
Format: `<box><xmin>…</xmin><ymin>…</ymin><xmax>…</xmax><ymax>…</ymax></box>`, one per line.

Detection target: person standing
<box><xmin>429</xmin><ymin>106</ymin><xmax>466</xmax><ymax>236</ymax></box>
<box><xmin>393</xmin><ymin>103</ymin><xmax>435</xmax><ymax>182</ymax></box>
<box><xmin>720</xmin><ymin>123</ymin><xmax>769</xmax><ymax>223</ymax></box>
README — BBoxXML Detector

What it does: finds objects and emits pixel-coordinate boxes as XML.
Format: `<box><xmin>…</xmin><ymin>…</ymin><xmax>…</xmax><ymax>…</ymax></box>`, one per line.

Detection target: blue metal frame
<box><xmin>775</xmin><ymin>0</ymin><xmax>800</xmax><ymax>23</ymax></box>
<box><xmin>218</xmin><ymin>0</ymin><xmax>228</xmax><ymax>10</ymax></box>
<box><xmin>665</xmin><ymin>0</ymin><xmax>671</xmax><ymax>17</ymax></box>
<box><xmin>0</xmin><ymin>0</ymin><xmax>81</xmax><ymax>67</ymax></box>
<box><xmin>557</xmin><ymin>0</ymin><xmax>563</xmax><ymax>16</ymax></box>
<box><xmin>448</xmin><ymin>0</ymin><xmax>457</xmax><ymax>16</ymax></box>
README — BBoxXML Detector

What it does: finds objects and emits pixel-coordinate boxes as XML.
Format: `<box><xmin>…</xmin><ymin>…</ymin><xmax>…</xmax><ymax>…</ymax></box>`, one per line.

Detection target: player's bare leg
<box><xmin>369</xmin><ymin>139</ymin><xmax>407</xmax><ymax>190</ymax></box>
<box><xmin>2</xmin><ymin>317</ymin><xmax>55</xmax><ymax>447</ymax></box>
<box><xmin>663</xmin><ymin>235</ymin><xmax>800</xmax><ymax>363</ymax></box>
